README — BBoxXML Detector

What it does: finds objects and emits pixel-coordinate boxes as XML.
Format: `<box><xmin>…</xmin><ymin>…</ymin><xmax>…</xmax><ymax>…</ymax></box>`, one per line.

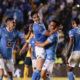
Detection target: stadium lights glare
<box><xmin>76</xmin><ymin>4</ymin><xmax>80</xmax><ymax>8</ymax></box>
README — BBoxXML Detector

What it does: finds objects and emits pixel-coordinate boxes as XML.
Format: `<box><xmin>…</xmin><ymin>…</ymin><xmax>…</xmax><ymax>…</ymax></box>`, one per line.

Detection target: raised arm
<box><xmin>35</xmin><ymin>40</ymin><xmax>51</xmax><ymax>47</ymax></box>
<box><xmin>44</xmin><ymin>25</ymin><xmax>62</xmax><ymax>37</ymax></box>
<box><xmin>44</xmin><ymin>29</ymin><xmax>57</xmax><ymax>37</ymax></box>
<box><xmin>23</xmin><ymin>31</ymin><xmax>31</xmax><ymax>39</ymax></box>
<box><xmin>19</xmin><ymin>42</ymin><xmax>28</xmax><ymax>55</ymax></box>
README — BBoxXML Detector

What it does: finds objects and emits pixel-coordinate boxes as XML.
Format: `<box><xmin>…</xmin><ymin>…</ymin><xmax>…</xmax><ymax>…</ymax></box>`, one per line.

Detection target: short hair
<box><xmin>28</xmin><ymin>20</ymin><xmax>34</xmax><ymax>24</ymax></box>
<box><xmin>73</xmin><ymin>18</ymin><xmax>80</xmax><ymax>25</ymax></box>
<box><xmin>51</xmin><ymin>20</ymin><xmax>60</xmax><ymax>26</ymax></box>
<box><xmin>6</xmin><ymin>18</ymin><xmax>14</xmax><ymax>22</ymax></box>
<box><xmin>31</xmin><ymin>10</ymin><xmax>38</xmax><ymax>17</ymax></box>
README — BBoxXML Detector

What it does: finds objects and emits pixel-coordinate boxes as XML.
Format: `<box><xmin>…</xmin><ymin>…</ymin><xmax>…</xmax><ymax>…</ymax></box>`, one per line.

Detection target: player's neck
<box><xmin>34</xmin><ymin>21</ymin><xmax>41</xmax><ymax>24</ymax></box>
<box><xmin>6</xmin><ymin>26</ymin><xmax>13</xmax><ymax>32</ymax></box>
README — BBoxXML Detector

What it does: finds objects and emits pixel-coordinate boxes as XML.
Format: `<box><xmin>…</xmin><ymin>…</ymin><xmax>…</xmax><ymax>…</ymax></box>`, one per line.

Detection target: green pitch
<box><xmin>13</xmin><ymin>77</ymin><xmax>80</xmax><ymax>80</ymax></box>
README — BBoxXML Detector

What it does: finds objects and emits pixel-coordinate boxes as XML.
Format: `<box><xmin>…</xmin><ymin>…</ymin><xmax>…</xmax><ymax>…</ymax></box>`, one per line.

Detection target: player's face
<box><xmin>7</xmin><ymin>20</ymin><xmax>16</xmax><ymax>31</ymax></box>
<box><xmin>72</xmin><ymin>20</ymin><xmax>77</xmax><ymax>28</ymax></box>
<box><xmin>49</xmin><ymin>21</ymin><xmax>56</xmax><ymax>31</ymax></box>
<box><xmin>32</xmin><ymin>13</ymin><xmax>40</xmax><ymax>24</ymax></box>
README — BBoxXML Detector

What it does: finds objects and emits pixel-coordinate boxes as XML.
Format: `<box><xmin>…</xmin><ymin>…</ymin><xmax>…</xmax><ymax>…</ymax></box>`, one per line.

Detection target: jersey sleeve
<box><xmin>47</xmin><ymin>34</ymin><xmax>56</xmax><ymax>43</ymax></box>
<box><xmin>17</xmin><ymin>31</ymin><xmax>25</xmax><ymax>38</ymax></box>
<box><xmin>17</xmin><ymin>31</ymin><xmax>26</xmax><ymax>43</ymax></box>
<box><xmin>69</xmin><ymin>30</ymin><xmax>74</xmax><ymax>37</ymax></box>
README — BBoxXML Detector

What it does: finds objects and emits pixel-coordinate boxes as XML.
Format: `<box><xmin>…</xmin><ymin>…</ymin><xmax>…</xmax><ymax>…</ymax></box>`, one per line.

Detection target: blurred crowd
<box><xmin>0</xmin><ymin>0</ymin><xmax>80</xmax><ymax>67</ymax></box>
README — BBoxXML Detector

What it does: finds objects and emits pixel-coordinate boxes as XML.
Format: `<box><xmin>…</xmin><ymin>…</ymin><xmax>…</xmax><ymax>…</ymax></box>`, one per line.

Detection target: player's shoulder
<box><xmin>69</xmin><ymin>27</ymin><xmax>79</xmax><ymax>33</ymax></box>
<box><xmin>0</xmin><ymin>27</ymin><xmax>6</xmax><ymax>32</ymax></box>
<box><xmin>69</xmin><ymin>28</ymin><xmax>75</xmax><ymax>33</ymax></box>
<box><xmin>0</xmin><ymin>27</ymin><xmax>5</xmax><ymax>30</ymax></box>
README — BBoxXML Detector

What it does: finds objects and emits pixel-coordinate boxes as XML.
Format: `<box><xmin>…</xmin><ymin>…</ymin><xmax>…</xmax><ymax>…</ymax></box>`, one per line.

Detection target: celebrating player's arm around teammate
<box><xmin>0</xmin><ymin>18</ymin><xmax>26</xmax><ymax>80</ymax></box>
<box><xmin>31</xmin><ymin>10</ymin><xmax>62</xmax><ymax>80</ymax></box>
<box><xmin>35</xmin><ymin>20</ymin><xmax>60</xmax><ymax>80</ymax></box>
<box><xmin>65</xmin><ymin>18</ymin><xmax>80</xmax><ymax>80</ymax></box>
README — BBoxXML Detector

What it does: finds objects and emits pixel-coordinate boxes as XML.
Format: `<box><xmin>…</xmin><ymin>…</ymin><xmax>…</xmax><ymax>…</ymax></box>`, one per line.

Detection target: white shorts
<box><xmin>35</xmin><ymin>46</ymin><xmax>46</xmax><ymax>59</ymax></box>
<box><xmin>32</xmin><ymin>59</ymin><xmax>37</xmax><ymax>68</ymax></box>
<box><xmin>42</xmin><ymin>60</ymin><xmax>54</xmax><ymax>74</ymax></box>
<box><xmin>68</xmin><ymin>51</ymin><xmax>80</xmax><ymax>67</ymax></box>
<box><xmin>0</xmin><ymin>58</ymin><xmax>14</xmax><ymax>74</ymax></box>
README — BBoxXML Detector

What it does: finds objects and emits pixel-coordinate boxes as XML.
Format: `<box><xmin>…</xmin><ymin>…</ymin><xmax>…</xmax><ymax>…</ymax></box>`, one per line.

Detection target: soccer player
<box><xmin>66</xmin><ymin>18</ymin><xmax>80</xmax><ymax>80</ymax></box>
<box><xmin>0</xmin><ymin>18</ymin><xmax>26</xmax><ymax>80</ymax></box>
<box><xmin>35</xmin><ymin>20</ymin><xmax>59</xmax><ymax>80</ymax></box>
<box><xmin>19</xmin><ymin>24</ymin><xmax>34</xmax><ymax>80</ymax></box>
<box><xmin>31</xmin><ymin>11</ymin><xmax>61</xmax><ymax>80</ymax></box>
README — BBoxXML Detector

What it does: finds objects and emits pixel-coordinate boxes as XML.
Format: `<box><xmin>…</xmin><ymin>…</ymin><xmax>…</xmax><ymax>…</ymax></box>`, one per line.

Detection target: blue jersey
<box><xmin>45</xmin><ymin>32</ymin><xmax>59</xmax><ymax>61</ymax></box>
<box><xmin>0</xmin><ymin>27</ymin><xmax>25</xmax><ymax>59</ymax></box>
<box><xmin>69</xmin><ymin>27</ymin><xmax>80</xmax><ymax>51</ymax></box>
<box><xmin>33</xmin><ymin>23</ymin><xmax>47</xmax><ymax>43</ymax></box>
<box><xmin>29</xmin><ymin>37</ymin><xmax>36</xmax><ymax>59</ymax></box>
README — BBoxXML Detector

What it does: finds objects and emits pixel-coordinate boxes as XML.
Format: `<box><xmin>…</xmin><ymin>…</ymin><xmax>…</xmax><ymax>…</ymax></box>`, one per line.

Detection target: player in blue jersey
<box><xmin>31</xmin><ymin>11</ymin><xmax>62</xmax><ymax>80</ymax></box>
<box><xmin>66</xmin><ymin>18</ymin><xmax>80</xmax><ymax>80</ymax></box>
<box><xmin>35</xmin><ymin>20</ymin><xmax>59</xmax><ymax>80</ymax></box>
<box><xmin>28</xmin><ymin>37</ymin><xmax>36</xmax><ymax>70</ymax></box>
<box><xmin>0</xmin><ymin>18</ymin><xmax>26</xmax><ymax>80</ymax></box>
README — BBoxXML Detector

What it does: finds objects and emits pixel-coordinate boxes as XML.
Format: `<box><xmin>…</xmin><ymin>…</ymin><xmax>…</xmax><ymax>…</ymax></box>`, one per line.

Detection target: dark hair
<box><xmin>51</xmin><ymin>20</ymin><xmax>60</xmax><ymax>26</ymax></box>
<box><xmin>73</xmin><ymin>18</ymin><xmax>79</xmax><ymax>25</ymax></box>
<box><xmin>6</xmin><ymin>18</ymin><xmax>14</xmax><ymax>22</ymax></box>
<box><xmin>28</xmin><ymin>20</ymin><xmax>34</xmax><ymax>24</ymax></box>
<box><xmin>31</xmin><ymin>10</ymin><xmax>38</xmax><ymax>17</ymax></box>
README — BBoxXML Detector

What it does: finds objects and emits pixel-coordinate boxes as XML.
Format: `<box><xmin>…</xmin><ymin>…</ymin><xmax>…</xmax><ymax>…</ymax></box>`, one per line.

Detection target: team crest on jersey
<box><xmin>38</xmin><ymin>28</ymin><xmax>42</xmax><ymax>31</ymax></box>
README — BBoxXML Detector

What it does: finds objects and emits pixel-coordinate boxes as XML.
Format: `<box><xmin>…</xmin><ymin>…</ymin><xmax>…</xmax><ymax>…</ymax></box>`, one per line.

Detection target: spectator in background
<box><xmin>14</xmin><ymin>7</ymin><xmax>24</xmax><ymax>30</ymax></box>
<box><xmin>0</xmin><ymin>8</ymin><xmax>3</xmax><ymax>26</ymax></box>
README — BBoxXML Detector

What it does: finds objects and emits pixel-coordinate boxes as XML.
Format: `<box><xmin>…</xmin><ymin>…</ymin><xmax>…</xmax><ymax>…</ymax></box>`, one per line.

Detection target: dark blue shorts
<box><xmin>24</xmin><ymin>57</ymin><xmax>32</xmax><ymax>66</ymax></box>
